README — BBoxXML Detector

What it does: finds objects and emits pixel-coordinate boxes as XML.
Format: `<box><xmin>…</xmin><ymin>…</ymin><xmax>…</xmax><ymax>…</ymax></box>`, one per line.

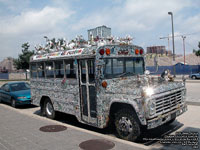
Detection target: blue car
<box><xmin>189</xmin><ymin>72</ymin><xmax>200</xmax><ymax>79</ymax></box>
<box><xmin>0</xmin><ymin>82</ymin><xmax>31</xmax><ymax>107</ymax></box>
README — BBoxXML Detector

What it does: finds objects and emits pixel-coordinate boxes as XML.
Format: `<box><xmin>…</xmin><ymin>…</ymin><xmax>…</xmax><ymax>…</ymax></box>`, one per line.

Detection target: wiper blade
<box><xmin>118</xmin><ymin>72</ymin><xmax>135</xmax><ymax>77</ymax></box>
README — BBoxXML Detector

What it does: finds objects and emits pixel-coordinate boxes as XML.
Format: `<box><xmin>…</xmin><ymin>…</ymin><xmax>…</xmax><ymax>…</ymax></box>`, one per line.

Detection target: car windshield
<box><xmin>103</xmin><ymin>57</ymin><xmax>144</xmax><ymax>79</ymax></box>
<box><xmin>10</xmin><ymin>83</ymin><xmax>30</xmax><ymax>92</ymax></box>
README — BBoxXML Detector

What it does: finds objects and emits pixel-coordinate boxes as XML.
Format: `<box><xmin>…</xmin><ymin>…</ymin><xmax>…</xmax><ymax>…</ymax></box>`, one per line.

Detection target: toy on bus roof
<box><xmin>34</xmin><ymin>35</ymin><xmax>133</xmax><ymax>55</ymax></box>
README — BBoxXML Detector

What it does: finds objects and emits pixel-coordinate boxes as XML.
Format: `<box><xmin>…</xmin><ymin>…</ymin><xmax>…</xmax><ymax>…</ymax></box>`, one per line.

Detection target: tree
<box><xmin>14</xmin><ymin>42</ymin><xmax>34</xmax><ymax>70</ymax></box>
<box><xmin>194</xmin><ymin>41</ymin><xmax>200</xmax><ymax>56</ymax></box>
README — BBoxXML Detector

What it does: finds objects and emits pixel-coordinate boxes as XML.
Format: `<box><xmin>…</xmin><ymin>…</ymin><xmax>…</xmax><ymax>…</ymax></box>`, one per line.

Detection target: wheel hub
<box><xmin>12</xmin><ymin>100</ymin><xmax>15</xmax><ymax>106</ymax></box>
<box><xmin>46</xmin><ymin>102</ymin><xmax>53</xmax><ymax>115</ymax></box>
<box><xmin>118</xmin><ymin>117</ymin><xmax>133</xmax><ymax>134</ymax></box>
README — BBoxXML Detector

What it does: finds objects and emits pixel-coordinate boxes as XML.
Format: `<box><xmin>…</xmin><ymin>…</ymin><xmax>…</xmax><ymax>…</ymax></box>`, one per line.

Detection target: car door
<box><xmin>0</xmin><ymin>84</ymin><xmax>6</xmax><ymax>102</ymax></box>
<box><xmin>0</xmin><ymin>86</ymin><xmax>3</xmax><ymax>102</ymax></box>
<box><xmin>198</xmin><ymin>73</ymin><xmax>200</xmax><ymax>78</ymax></box>
<box><xmin>1</xmin><ymin>84</ymin><xmax>11</xmax><ymax>103</ymax></box>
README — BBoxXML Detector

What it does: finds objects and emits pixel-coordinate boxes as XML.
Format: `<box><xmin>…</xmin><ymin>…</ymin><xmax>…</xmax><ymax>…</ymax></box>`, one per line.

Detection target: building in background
<box><xmin>146</xmin><ymin>46</ymin><xmax>172</xmax><ymax>56</ymax></box>
<box><xmin>0</xmin><ymin>57</ymin><xmax>15</xmax><ymax>72</ymax></box>
<box><xmin>88</xmin><ymin>25</ymin><xmax>111</xmax><ymax>40</ymax></box>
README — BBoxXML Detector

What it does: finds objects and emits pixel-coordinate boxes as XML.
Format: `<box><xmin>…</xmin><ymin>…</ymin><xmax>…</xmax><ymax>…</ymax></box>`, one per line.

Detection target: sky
<box><xmin>0</xmin><ymin>0</ymin><xmax>200</xmax><ymax>61</ymax></box>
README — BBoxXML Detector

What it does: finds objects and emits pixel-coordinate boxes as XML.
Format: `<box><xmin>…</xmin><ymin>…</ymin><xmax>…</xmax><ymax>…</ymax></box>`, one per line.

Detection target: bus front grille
<box><xmin>155</xmin><ymin>90</ymin><xmax>182</xmax><ymax>115</ymax></box>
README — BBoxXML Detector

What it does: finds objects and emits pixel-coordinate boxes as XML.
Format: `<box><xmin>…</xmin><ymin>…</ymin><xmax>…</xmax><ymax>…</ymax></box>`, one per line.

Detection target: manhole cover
<box><xmin>79</xmin><ymin>139</ymin><xmax>115</xmax><ymax>150</ymax></box>
<box><xmin>39</xmin><ymin>125</ymin><xmax>67</xmax><ymax>132</ymax></box>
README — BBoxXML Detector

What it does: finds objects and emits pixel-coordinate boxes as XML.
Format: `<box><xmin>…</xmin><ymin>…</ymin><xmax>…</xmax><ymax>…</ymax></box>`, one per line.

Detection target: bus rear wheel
<box><xmin>44</xmin><ymin>99</ymin><xmax>55</xmax><ymax>119</ymax></box>
<box><xmin>114</xmin><ymin>109</ymin><xmax>141</xmax><ymax>142</ymax></box>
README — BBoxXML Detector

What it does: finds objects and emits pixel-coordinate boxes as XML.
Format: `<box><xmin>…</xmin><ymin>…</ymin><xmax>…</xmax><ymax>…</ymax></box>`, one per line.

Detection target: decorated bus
<box><xmin>30</xmin><ymin>36</ymin><xmax>187</xmax><ymax>141</ymax></box>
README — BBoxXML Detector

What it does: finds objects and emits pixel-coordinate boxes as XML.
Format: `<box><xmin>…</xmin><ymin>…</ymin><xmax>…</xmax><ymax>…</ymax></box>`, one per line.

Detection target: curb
<box><xmin>186</xmin><ymin>101</ymin><xmax>200</xmax><ymax>106</ymax></box>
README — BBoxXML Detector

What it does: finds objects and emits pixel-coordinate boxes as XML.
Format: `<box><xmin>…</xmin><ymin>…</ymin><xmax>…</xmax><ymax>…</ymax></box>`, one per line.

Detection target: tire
<box><xmin>114</xmin><ymin>109</ymin><xmax>141</xmax><ymax>141</ymax></box>
<box><xmin>11</xmin><ymin>99</ymin><xmax>16</xmax><ymax>108</ymax></box>
<box><xmin>166</xmin><ymin>118</ymin><xmax>176</xmax><ymax>125</ymax></box>
<box><xmin>44</xmin><ymin>99</ymin><xmax>55</xmax><ymax>119</ymax></box>
<box><xmin>191</xmin><ymin>76</ymin><xmax>196</xmax><ymax>79</ymax></box>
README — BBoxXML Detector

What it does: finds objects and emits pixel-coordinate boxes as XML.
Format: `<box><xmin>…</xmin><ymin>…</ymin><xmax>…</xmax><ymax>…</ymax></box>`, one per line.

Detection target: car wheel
<box><xmin>44</xmin><ymin>99</ymin><xmax>55</xmax><ymax>119</ymax></box>
<box><xmin>114</xmin><ymin>109</ymin><xmax>141</xmax><ymax>142</ymax></box>
<box><xmin>191</xmin><ymin>76</ymin><xmax>196</xmax><ymax>79</ymax></box>
<box><xmin>11</xmin><ymin>99</ymin><xmax>16</xmax><ymax>108</ymax></box>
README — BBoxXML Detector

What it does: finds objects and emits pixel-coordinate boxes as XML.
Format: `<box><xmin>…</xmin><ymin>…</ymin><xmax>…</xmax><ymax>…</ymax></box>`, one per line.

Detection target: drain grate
<box><xmin>39</xmin><ymin>125</ymin><xmax>67</xmax><ymax>132</ymax></box>
<box><xmin>79</xmin><ymin>139</ymin><xmax>115</xmax><ymax>150</ymax></box>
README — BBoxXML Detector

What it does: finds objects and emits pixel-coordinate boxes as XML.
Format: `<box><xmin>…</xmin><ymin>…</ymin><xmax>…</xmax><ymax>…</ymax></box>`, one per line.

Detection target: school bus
<box><xmin>30</xmin><ymin>43</ymin><xmax>187</xmax><ymax>141</ymax></box>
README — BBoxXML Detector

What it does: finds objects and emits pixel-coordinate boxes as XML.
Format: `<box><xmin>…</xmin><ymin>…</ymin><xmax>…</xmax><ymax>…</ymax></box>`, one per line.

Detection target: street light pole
<box><xmin>182</xmin><ymin>36</ymin><xmax>186</xmax><ymax>65</ymax></box>
<box><xmin>168</xmin><ymin>12</ymin><xmax>176</xmax><ymax>77</ymax></box>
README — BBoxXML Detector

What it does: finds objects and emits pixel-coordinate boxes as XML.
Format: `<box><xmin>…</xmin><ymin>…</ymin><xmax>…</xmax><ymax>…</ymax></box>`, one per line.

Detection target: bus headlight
<box><xmin>182</xmin><ymin>89</ymin><xmax>186</xmax><ymax>100</ymax></box>
<box><xmin>142</xmin><ymin>87</ymin><xmax>154</xmax><ymax>97</ymax></box>
<box><xmin>147</xmin><ymin>100</ymin><xmax>156</xmax><ymax>116</ymax></box>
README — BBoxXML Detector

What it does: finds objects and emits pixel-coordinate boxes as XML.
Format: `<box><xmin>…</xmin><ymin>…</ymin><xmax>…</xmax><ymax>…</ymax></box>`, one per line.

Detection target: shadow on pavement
<box><xmin>34</xmin><ymin>110</ymin><xmax>114</xmax><ymax>135</ymax></box>
<box><xmin>33</xmin><ymin>109</ymin><xmax>186</xmax><ymax>146</ymax></box>
<box><xmin>138</xmin><ymin>120</ymin><xmax>183</xmax><ymax>145</ymax></box>
<box><xmin>151</xmin><ymin>127</ymin><xmax>200</xmax><ymax>150</ymax></box>
<box><xmin>0</xmin><ymin>101</ymin><xmax>37</xmax><ymax>109</ymax></box>
<box><xmin>17</xmin><ymin>104</ymin><xmax>38</xmax><ymax>109</ymax></box>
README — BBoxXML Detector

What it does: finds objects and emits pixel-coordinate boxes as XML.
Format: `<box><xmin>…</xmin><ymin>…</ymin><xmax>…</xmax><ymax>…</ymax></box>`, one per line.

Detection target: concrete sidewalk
<box><xmin>0</xmin><ymin>104</ymin><xmax>148</xmax><ymax>150</ymax></box>
<box><xmin>0</xmin><ymin>104</ymin><xmax>200</xmax><ymax>150</ymax></box>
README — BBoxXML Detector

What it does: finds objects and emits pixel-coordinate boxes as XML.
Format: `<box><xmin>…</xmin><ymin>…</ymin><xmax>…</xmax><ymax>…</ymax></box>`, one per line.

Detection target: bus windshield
<box><xmin>103</xmin><ymin>57</ymin><xmax>144</xmax><ymax>78</ymax></box>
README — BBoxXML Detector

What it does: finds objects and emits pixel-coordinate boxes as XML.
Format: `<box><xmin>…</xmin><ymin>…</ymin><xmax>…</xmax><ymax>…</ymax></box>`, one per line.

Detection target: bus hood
<box><xmin>104</xmin><ymin>75</ymin><xmax>185</xmax><ymax>96</ymax></box>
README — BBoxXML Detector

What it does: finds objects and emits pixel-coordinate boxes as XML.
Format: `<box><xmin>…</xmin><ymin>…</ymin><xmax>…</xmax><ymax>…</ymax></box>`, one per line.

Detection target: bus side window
<box><xmin>30</xmin><ymin>63</ymin><xmax>37</xmax><ymax>78</ymax></box>
<box><xmin>65</xmin><ymin>60</ymin><xmax>76</xmax><ymax>78</ymax></box>
<box><xmin>88</xmin><ymin>59</ymin><xmax>95</xmax><ymax>83</ymax></box>
<box><xmin>38</xmin><ymin>62</ymin><xmax>45</xmax><ymax>78</ymax></box>
<box><xmin>45</xmin><ymin>61</ymin><xmax>54</xmax><ymax>78</ymax></box>
<box><xmin>55</xmin><ymin>60</ymin><xmax>64</xmax><ymax>78</ymax></box>
<box><xmin>80</xmin><ymin>60</ymin><xmax>86</xmax><ymax>83</ymax></box>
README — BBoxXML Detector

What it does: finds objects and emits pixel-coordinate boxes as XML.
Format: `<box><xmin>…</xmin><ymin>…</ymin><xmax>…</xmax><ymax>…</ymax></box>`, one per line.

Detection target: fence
<box><xmin>147</xmin><ymin>65</ymin><xmax>200</xmax><ymax>75</ymax></box>
<box><xmin>0</xmin><ymin>73</ymin><xmax>9</xmax><ymax>79</ymax></box>
<box><xmin>0</xmin><ymin>65</ymin><xmax>200</xmax><ymax>79</ymax></box>
<box><xmin>0</xmin><ymin>72</ymin><xmax>29</xmax><ymax>80</ymax></box>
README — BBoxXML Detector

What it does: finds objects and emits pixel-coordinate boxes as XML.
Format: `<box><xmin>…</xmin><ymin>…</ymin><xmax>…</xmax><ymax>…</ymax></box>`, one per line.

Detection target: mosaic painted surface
<box><xmin>31</xmin><ymin>78</ymin><xmax>81</xmax><ymax>119</ymax></box>
<box><xmin>31</xmin><ymin>44</ymin><xmax>187</xmax><ymax>129</ymax></box>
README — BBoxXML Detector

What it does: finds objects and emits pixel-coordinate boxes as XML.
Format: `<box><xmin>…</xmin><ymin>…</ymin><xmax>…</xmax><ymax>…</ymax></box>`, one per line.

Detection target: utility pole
<box><xmin>160</xmin><ymin>35</ymin><xmax>170</xmax><ymax>51</ymax></box>
<box><xmin>181</xmin><ymin>36</ymin><xmax>186</xmax><ymax>65</ymax></box>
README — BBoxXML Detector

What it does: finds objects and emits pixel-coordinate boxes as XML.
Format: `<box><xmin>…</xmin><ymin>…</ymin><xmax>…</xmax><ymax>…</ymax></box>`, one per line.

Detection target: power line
<box><xmin>160</xmin><ymin>31</ymin><xmax>200</xmax><ymax>39</ymax></box>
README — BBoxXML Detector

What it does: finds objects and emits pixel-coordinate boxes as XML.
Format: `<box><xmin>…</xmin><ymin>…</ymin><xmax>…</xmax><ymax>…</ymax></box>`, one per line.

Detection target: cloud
<box><xmin>0</xmin><ymin>6</ymin><xmax>74</xmax><ymax>35</ymax></box>
<box><xmin>0</xmin><ymin>0</ymin><xmax>30</xmax><ymax>12</ymax></box>
<box><xmin>0</xmin><ymin>3</ymin><xmax>75</xmax><ymax>60</ymax></box>
<box><xmin>0</xmin><ymin>0</ymin><xmax>200</xmax><ymax>60</ymax></box>
<box><xmin>72</xmin><ymin>0</ymin><xmax>194</xmax><ymax>33</ymax></box>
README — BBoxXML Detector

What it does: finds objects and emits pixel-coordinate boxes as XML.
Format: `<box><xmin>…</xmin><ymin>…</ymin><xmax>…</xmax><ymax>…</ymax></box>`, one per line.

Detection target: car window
<box><xmin>1</xmin><ymin>84</ymin><xmax>8</xmax><ymax>91</ymax></box>
<box><xmin>10</xmin><ymin>83</ymin><xmax>30</xmax><ymax>92</ymax></box>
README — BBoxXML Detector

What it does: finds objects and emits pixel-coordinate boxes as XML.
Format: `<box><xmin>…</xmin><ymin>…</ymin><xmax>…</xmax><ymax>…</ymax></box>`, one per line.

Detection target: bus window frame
<box><xmin>102</xmin><ymin>57</ymin><xmax>145</xmax><ymax>79</ymax></box>
<box><xmin>30</xmin><ymin>63</ymin><xmax>37</xmax><ymax>78</ymax></box>
<box><xmin>37</xmin><ymin>62</ymin><xmax>45</xmax><ymax>78</ymax></box>
<box><xmin>30</xmin><ymin>59</ymin><xmax>78</xmax><ymax>80</ymax></box>
<box><xmin>54</xmin><ymin>60</ymin><xmax>65</xmax><ymax>79</ymax></box>
<box><xmin>45</xmin><ymin>61</ymin><xmax>54</xmax><ymax>78</ymax></box>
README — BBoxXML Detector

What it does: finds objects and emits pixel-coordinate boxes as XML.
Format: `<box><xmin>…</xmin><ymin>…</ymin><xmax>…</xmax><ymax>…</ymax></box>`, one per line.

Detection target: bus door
<box><xmin>78</xmin><ymin>59</ymin><xmax>97</xmax><ymax>125</ymax></box>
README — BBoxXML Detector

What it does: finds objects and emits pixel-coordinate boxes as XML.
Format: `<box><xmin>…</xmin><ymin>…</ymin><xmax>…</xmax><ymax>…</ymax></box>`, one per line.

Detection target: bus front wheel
<box><xmin>44</xmin><ymin>99</ymin><xmax>55</xmax><ymax>119</ymax></box>
<box><xmin>114</xmin><ymin>108</ymin><xmax>141</xmax><ymax>142</ymax></box>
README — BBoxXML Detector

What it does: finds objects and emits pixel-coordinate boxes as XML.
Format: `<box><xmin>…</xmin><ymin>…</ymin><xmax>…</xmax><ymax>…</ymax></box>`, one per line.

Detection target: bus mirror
<box><xmin>154</xmin><ymin>56</ymin><xmax>158</xmax><ymax>72</ymax></box>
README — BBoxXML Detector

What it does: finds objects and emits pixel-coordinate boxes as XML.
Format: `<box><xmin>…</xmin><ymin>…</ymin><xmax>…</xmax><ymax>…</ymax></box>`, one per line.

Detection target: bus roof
<box><xmin>30</xmin><ymin>44</ymin><xmax>144</xmax><ymax>62</ymax></box>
